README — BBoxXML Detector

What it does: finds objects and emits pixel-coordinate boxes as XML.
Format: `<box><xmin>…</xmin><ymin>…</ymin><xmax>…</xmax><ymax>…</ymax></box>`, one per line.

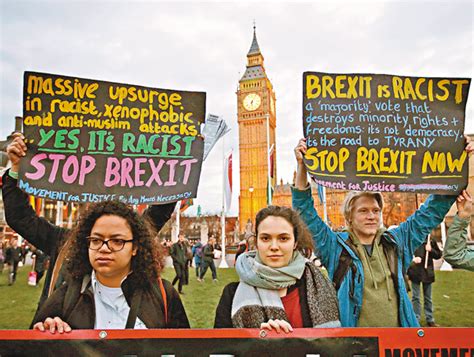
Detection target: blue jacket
<box><xmin>192</xmin><ymin>242</ymin><xmax>203</xmax><ymax>265</ymax></box>
<box><xmin>292</xmin><ymin>186</ymin><xmax>455</xmax><ymax>327</ymax></box>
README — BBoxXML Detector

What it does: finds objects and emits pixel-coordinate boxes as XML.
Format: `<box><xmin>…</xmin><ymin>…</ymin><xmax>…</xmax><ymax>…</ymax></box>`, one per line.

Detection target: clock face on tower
<box><xmin>243</xmin><ymin>93</ymin><xmax>261</xmax><ymax>111</ymax></box>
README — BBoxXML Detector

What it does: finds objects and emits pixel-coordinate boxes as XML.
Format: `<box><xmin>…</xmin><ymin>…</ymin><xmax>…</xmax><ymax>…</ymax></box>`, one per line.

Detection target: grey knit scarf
<box><xmin>235</xmin><ymin>250</ymin><xmax>306</xmax><ymax>289</ymax></box>
<box><xmin>232</xmin><ymin>253</ymin><xmax>340</xmax><ymax>328</ymax></box>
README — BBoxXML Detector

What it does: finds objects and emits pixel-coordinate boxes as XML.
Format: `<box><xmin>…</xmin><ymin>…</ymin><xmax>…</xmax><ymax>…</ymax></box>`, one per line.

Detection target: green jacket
<box><xmin>202</xmin><ymin>244</ymin><xmax>215</xmax><ymax>263</ymax></box>
<box><xmin>170</xmin><ymin>242</ymin><xmax>187</xmax><ymax>265</ymax></box>
<box><xmin>444</xmin><ymin>215</ymin><xmax>474</xmax><ymax>271</ymax></box>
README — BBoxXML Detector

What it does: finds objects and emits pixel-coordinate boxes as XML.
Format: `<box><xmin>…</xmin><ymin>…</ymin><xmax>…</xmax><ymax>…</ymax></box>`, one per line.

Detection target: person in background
<box><xmin>192</xmin><ymin>239</ymin><xmax>203</xmax><ymax>280</ymax></box>
<box><xmin>199</xmin><ymin>235</ymin><xmax>218</xmax><ymax>282</ymax></box>
<box><xmin>21</xmin><ymin>243</ymin><xmax>30</xmax><ymax>266</ymax></box>
<box><xmin>5</xmin><ymin>237</ymin><xmax>22</xmax><ymax>286</ymax></box>
<box><xmin>292</xmin><ymin>137</ymin><xmax>473</xmax><ymax>327</ymax></box>
<box><xmin>444</xmin><ymin>190</ymin><xmax>474</xmax><ymax>271</ymax></box>
<box><xmin>31</xmin><ymin>246</ymin><xmax>49</xmax><ymax>286</ymax></box>
<box><xmin>32</xmin><ymin>201</ymin><xmax>189</xmax><ymax>332</ymax></box>
<box><xmin>0</xmin><ymin>241</ymin><xmax>5</xmax><ymax>274</ymax></box>
<box><xmin>161</xmin><ymin>239</ymin><xmax>171</xmax><ymax>251</ymax></box>
<box><xmin>247</xmin><ymin>234</ymin><xmax>257</xmax><ymax>251</ymax></box>
<box><xmin>3</xmin><ymin>132</ymin><xmax>176</xmax><ymax>324</ymax></box>
<box><xmin>234</xmin><ymin>236</ymin><xmax>250</xmax><ymax>264</ymax></box>
<box><xmin>407</xmin><ymin>238</ymin><xmax>442</xmax><ymax>327</ymax></box>
<box><xmin>214</xmin><ymin>206</ymin><xmax>340</xmax><ymax>332</ymax></box>
<box><xmin>170</xmin><ymin>232</ymin><xmax>188</xmax><ymax>294</ymax></box>
<box><xmin>184</xmin><ymin>238</ymin><xmax>193</xmax><ymax>268</ymax></box>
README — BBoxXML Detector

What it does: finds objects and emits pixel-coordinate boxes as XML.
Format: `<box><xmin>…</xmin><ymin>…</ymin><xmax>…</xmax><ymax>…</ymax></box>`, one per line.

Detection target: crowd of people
<box><xmin>160</xmin><ymin>232</ymin><xmax>220</xmax><ymax>295</ymax></box>
<box><xmin>0</xmin><ymin>237</ymin><xmax>48</xmax><ymax>287</ymax></box>
<box><xmin>1</xmin><ymin>133</ymin><xmax>473</xmax><ymax>333</ymax></box>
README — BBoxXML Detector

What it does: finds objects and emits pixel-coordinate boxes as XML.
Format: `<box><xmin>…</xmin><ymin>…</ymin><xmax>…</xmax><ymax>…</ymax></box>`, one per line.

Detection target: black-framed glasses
<box><xmin>86</xmin><ymin>237</ymin><xmax>135</xmax><ymax>252</ymax></box>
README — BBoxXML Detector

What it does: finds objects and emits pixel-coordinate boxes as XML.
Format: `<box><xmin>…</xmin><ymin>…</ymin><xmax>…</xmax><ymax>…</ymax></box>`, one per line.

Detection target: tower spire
<box><xmin>247</xmin><ymin>22</ymin><xmax>261</xmax><ymax>56</ymax></box>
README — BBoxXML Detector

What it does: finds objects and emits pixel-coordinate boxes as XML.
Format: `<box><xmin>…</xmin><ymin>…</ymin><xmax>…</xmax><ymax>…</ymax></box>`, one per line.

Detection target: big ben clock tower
<box><xmin>237</xmin><ymin>26</ymin><xmax>277</xmax><ymax>231</ymax></box>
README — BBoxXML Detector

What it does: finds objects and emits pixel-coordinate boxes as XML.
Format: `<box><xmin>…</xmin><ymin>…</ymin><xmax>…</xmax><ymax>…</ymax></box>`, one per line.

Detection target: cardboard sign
<box><xmin>20</xmin><ymin>72</ymin><xmax>206</xmax><ymax>204</ymax></box>
<box><xmin>202</xmin><ymin>113</ymin><xmax>230</xmax><ymax>161</ymax></box>
<box><xmin>303</xmin><ymin>72</ymin><xmax>471</xmax><ymax>194</ymax></box>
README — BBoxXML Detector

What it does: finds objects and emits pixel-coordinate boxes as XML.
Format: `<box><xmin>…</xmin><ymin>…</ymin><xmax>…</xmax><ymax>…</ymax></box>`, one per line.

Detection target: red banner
<box><xmin>0</xmin><ymin>328</ymin><xmax>473</xmax><ymax>356</ymax></box>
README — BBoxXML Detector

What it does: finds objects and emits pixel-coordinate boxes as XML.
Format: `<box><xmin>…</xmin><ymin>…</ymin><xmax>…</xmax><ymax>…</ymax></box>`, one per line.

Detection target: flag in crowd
<box><xmin>224</xmin><ymin>151</ymin><xmax>232</xmax><ymax>212</ymax></box>
<box><xmin>180</xmin><ymin>198</ymin><xmax>194</xmax><ymax>213</ymax></box>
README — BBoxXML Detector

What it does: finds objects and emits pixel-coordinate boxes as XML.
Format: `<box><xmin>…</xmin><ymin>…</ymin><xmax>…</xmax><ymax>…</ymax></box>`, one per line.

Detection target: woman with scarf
<box><xmin>32</xmin><ymin>201</ymin><xmax>189</xmax><ymax>333</ymax></box>
<box><xmin>214</xmin><ymin>206</ymin><xmax>340</xmax><ymax>333</ymax></box>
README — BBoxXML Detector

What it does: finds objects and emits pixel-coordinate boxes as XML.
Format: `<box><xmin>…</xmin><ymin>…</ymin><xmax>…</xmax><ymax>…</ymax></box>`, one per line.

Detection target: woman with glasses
<box><xmin>3</xmin><ymin>133</ymin><xmax>176</xmax><ymax>326</ymax></box>
<box><xmin>32</xmin><ymin>201</ymin><xmax>190</xmax><ymax>333</ymax></box>
<box><xmin>214</xmin><ymin>206</ymin><xmax>340</xmax><ymax>333</ymax></box>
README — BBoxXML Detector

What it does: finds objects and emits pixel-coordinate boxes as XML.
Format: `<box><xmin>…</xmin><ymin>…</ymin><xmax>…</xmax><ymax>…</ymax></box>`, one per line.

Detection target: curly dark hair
<box><xmin>66</xmin><ymin>201</ymin><xmax>163</xmax><ymax>288</ymax></box>
<box><xmin>255</xmin><ymin>205</ymin><xmax>314</xmax><ymax>256</ymax></box>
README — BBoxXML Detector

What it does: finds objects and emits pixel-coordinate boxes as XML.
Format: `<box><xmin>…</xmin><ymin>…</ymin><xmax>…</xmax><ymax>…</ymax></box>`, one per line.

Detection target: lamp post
<box><xmin>249</xmin><ymin>185</ymin><xmax>254</xmax><ymax>230</ymax></box>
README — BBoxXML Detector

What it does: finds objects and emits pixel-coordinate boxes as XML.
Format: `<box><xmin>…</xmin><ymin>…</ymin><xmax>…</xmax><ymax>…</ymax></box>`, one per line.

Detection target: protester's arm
<box><xmin>392</xmin><ymin>194</ymin><xmax>456</xmax><ymax>263</ymax></box>
<box><xmin>445</xmin><ymin>216</ymin><xmax>474</xmax><ymax>270</ymax></box>
<box><xmin>292</xmin><ymin>138</ymin><xmax>339</xmax><ymax>271</ymax></box>
<box><xmin>214</xmin><ymin>283</ymin><xmax>238</xmax><ymax>328</ymax></box>
<box><xmin>3</xmin><ymin>134</ymin><xmax>67</xmax><ymax>256</ymax></box>
<box><xmin>294</xmin><ymin>138</ymin><xmax>309</xmax><ymax>190</ymax></box>
<box><xmin>444</xmin><ymin>190</ymin><xmax>474</xmax><ymax>271</ymax></box>
<box><xmin>392</xmin><ymin>138</ymin><xmax>473</xmax><ymax>264</ymax></box>
<box><xmin>143</xmin><ymin>202</ymin><xmax>176</xmax><ymax>233</ymax></box>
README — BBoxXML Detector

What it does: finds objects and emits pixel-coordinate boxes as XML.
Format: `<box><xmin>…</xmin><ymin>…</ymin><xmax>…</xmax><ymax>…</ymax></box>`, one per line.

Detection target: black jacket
<box><xmin>407</xmin><ymin>240</ymin><xmax>442</xmax><ymax>284</ymax></box>
<box><xmin>1</xmin><ymin>170</ymin><xmax>176</xmax><ymax>322</ymax></box>
<box><xmin>5</xmin><ymin>246</ymin><xmax>22</xmax><ymax>264</ymax></box>
<box><xmin>33</xmin><ymin>273</ymin><xmax>190</xmax><ymax>329</ymax></box>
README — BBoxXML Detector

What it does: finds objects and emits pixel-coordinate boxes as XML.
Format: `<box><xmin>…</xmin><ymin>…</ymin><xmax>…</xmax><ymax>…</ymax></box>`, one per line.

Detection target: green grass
<box><xmin>0</xmin><ymin>265</ymin><xmax>44</xmax><ymax>329</ymax></box>
<box><xmin>161</xmin><ymin>267</ymin><xmax>238</xmax><ymax>328</ymax></box>
<box><xmin>418</xmin><ymin>270</ymin><xmax>474</xmax><ymax>327</ymax></box>
<box><xmin>0</xmin><ymin>266</ymin><xmax>472</xmax><ymax>329</ymax></box>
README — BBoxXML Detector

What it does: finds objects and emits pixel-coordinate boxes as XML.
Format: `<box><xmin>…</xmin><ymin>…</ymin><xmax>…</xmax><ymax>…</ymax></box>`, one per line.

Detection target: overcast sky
<box><xmin>1</xmin><ymin>0</ymin><xmax>472</xmax><ymax>216</ymax></box>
